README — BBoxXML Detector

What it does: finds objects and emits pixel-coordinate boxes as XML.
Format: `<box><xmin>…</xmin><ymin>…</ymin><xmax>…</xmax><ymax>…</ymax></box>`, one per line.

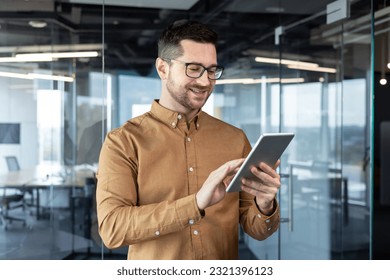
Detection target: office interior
<box><xmin>0</xmin><ymin>0</ymin><xmax>389</xmax><ymax>260</ymax></box>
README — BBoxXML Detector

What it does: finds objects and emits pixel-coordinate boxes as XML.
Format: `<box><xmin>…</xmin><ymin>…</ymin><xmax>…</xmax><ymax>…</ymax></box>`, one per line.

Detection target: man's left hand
<box><xmin>241</xmin><ymin>160</ymin><xmax>281</xmax><ymax>215</ymax></box>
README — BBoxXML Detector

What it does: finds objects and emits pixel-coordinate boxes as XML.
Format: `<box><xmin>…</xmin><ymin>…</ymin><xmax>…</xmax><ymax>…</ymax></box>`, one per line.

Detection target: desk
<box><xmin>1</xmin><ymin>165</ymin><xmax>97</xmax><ymax>259</ymax></box>
<box><xmin>0</xmin><ymin>165</ymin><xmax>96</xmax><ymax>220</ymax></box>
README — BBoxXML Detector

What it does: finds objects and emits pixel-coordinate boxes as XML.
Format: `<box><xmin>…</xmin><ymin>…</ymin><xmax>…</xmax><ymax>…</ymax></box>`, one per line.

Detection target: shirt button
<box><xmin>171</xmin><ymin>122</ymin><xmax>176</xmax><ymax>127</ymax></box>
<box><xmin>193</xmin><ymin>230</ymin><xmax>199</xmax><ymax>235</ymax></box>
<box><xmin>187</xmin><ymin>137</ymin><xmax>191</xmax><ymax>142</ymax></box>
<box><xmin>267</xmin><ymin>227</ymin><xmax>272</xmax><ymax>231</ymax></box>
<box><xmin>266</xmin><ymin>219</ymin><xmax>270</xmax><ymax>223</ymax></box>
<box><xmin>155</xmin><ymin>230</ymin><xmax>160</xmax><ymax>236</ymax></box>
<box><xmin>257</xmin><ymin>214</ymin><xmax>262</xmax><ymax>219</ymax></box>
<box><xmin>177</xmin><ymin>114</ymin><xmax>182</xmax><ymax>120</ymax></box>
<box><xmin>189</xmin><ymin>167</ymin><xmax>194</xmax><ymax>172</ymax></box>
<box><xmin>188</xmin><ymin>219</ymin><xmax>194</xmax><ymax>225</ymax></box>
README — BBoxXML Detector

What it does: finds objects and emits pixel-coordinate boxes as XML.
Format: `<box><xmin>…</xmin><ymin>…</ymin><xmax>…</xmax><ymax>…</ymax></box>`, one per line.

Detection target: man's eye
<box><xmin>188</xmin><ymin>65</ymin><xmax>202</xmax><ymax>72</ymax></box>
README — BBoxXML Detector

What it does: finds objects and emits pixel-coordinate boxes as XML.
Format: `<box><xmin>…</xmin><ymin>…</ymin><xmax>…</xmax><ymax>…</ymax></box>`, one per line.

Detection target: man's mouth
<box><xmin>189</xmin><ymin>87</ymin><xmax>210</xmax><ymax>95</ymax></box>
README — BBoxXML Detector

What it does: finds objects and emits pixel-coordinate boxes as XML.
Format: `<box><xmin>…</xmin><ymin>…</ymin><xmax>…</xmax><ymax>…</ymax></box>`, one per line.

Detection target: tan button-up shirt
<box><xmin>96</xmin><ymin>100</ymin><xmax>280</xmax><ymax>259</ymax></box>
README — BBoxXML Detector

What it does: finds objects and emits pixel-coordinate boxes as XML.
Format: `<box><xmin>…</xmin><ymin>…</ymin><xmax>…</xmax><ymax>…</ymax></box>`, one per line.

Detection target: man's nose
<box><xmin>196</xmin><ymin>70</ymin><xmax>212</xmax><ymax>85</ymax></box>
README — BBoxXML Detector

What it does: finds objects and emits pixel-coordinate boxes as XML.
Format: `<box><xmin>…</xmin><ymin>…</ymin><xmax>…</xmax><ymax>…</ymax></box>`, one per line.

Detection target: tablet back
<box><xmin>226</xmin><ymin>132</ymin><xmax>294</xmax><ymax>192</ymax></box>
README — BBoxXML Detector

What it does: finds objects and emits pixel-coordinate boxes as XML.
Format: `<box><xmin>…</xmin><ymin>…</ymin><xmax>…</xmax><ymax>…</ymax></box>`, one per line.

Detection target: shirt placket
<box><xmin>178</xmin><ymin>116</ymin><xmax>203</xmax><ymax>259</ymax></box>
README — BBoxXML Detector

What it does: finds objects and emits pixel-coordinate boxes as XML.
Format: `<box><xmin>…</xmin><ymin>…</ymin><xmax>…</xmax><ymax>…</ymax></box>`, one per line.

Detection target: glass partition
<box><xmin>262</xmin><ymin>3</ymin><xmax>372</xmax><ymax>259</ymax></box>
<box><xmin>0</xmin><ymin>8</ymin><xmax>105</xmax><ymax>259</ymax></box>
<box><xmin>0</xmin><ymin>0</ymin><xmax>374</xmax><ymax>260</ymax></box>
<box><xmin>224</xmin><ymin>2</ymin><xmax>373</xmax><ymax>260</ymax></box>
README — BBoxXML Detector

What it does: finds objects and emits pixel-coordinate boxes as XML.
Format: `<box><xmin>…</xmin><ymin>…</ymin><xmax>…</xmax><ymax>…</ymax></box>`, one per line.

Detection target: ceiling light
<box><xmin>0</xmin><ymin>51</ymin><xmax>99</xmax><ymax>63</ymax></box>
<box><xmin>0</xmin><ymin>71</ymin><xmax>32</xmax><ymax>80</ymax></box>
<box><xmin>16</xmin><ymin>51</ymin><xmax>99</xmax><ymax>59</ymax></box>
<box><xmin>28</xmin><ymin>20</ymin><xmax>47</xmax><ymax>28</ymax></box>
<box><xmin>0</xmin><ymin>44</ymin><xmax>103</xmax><ymax>54</ymax></box>
<box><xmin>28</xmin><ymin>73</ymin><xmax>74</xmax><ymax>82</ymax></box>
<box><xmin>255</xmin><ymin>56</ymin><xmax>336</xmax><ymax>73</ymax></box>
<box><xmin>387</xmin><ymin>62</ymin><xmax>390</xmax><ymax>69</ymax></box>
<box><xmin>49</xmin><ymin>51</ymin><xmax>99</xmax><ymax>58</ymax></box>
<box><xmin>380</xmin><ymin>78</ymin><xmax>387</xmax><ymax>85</ymax></box>
<box><xmin>0</xmin><ymin>71</ymin><xmax>74</xmax><ymax>82</ymax></box>
<box><xmin>0</xmin><ymin>56</ymin><xmax>53</xmax><ymax>63</ymax></box>
<box><xmin>217</xmin><ymin>77</ymin><xmax>304</xmax><ymax>85</ymax></box>
<box><xmin>287</xmin><ymin>65</ymin><xmax>337</xmax><ymax>73</ymax></box>
<box><xmin>255</xmin><ymin>56</ymin><xmax>319</xmax><ymax>68</ymax></box>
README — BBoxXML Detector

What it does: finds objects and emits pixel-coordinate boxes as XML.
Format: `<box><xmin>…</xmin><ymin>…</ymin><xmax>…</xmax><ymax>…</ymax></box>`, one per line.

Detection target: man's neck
<box><xmin>158</xmin><ymin>99</ymin><xmax>199</xmax><ymax>122</ymax></box>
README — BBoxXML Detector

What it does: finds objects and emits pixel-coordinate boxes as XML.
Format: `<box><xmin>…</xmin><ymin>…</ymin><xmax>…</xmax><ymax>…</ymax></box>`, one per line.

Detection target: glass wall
<box><xmin>0</xmin><ymin>0</ymin><xmax>375</xmax><ymax>260</ymax></box>
<box><xmin>0</xmin><ymin>4</ymin><xmax>106</xmax><ymax>259</ymax></box>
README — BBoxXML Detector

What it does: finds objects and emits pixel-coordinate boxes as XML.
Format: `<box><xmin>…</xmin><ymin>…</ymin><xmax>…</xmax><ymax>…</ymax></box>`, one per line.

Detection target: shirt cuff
<box><xmin>174</xmin><ymin>194</ymin><xmax>204</xmax><ymax>228</ymax></box>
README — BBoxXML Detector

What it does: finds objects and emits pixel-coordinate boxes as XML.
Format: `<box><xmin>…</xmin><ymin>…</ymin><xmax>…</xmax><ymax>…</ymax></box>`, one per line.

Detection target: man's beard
<box><xmin>166</xmin><ymin>77</ymin><xmax>212</xmax><ymax>111</ymax></box>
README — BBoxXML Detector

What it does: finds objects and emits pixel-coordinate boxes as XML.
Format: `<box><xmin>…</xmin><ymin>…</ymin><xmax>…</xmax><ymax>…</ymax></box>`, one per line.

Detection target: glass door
<box><xmin>276</xmin><ymin>5</ymin><xmax>372</xmax><ymax>260</ymax></box>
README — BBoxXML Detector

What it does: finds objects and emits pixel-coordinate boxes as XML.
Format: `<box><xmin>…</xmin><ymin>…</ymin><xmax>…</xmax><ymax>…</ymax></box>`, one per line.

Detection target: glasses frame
<box><xmin>162</xmin><ymin>58</ymin><xmax>224</xmax><ymax>80</ymax></box>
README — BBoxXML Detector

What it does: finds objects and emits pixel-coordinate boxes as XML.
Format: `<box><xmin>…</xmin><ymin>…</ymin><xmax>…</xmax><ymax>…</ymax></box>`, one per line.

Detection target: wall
<box><xmin>373</xmin><ymin>71</ymin><xmax>390</xmax><ymax>259</ymax></box>
<box><xmin>0</xmin><ymin>76</ymin><xmax>38</xmax><ymax>174</ymax></box>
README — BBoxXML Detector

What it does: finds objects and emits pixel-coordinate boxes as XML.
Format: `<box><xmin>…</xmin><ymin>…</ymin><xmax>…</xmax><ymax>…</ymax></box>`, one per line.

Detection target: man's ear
<box><xmin>156</xmin><ymin>57</ymin><xmax>168</xmax><ymax>80</ymax></box>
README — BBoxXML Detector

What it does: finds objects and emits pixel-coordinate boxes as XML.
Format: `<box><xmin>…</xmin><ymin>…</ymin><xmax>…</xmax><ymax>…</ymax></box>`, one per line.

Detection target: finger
<box><xmin>241</xmin><ymin>178</ymin><xmax>266</xmax><ymax>193</ymax></box>
<box><xmin>273</xmin><ymin>159</ymin><xmax>281</xmax><ymax>169</ymax></box>
<box><xmin>241</xmin><ymin>178</ymin><xmax>279</xmax><ymax>202</ymax></box>
<box><xmin>250</xmin><ymin>165</ymin><xmax>272</xmax><ymax>182</ymax></box>
<box><xmin>246</xmin><ymin>167</ymin><xmax>281</xmax><ymax>190</ymax></box>
<box><xmin>241</xmin><ymin>185</ymin><xmax>274</xmax><ymax>200</ymax></box>
<box><xmin>211</xmin><ymin>158</ymin><xmax>245</xmax><ymax>185</ymax></box>
<box><xmin>258</xmin><ymin>162</ymin><xmax>280</xmax><ymax>178</ymax></box>
<box><xmin>226</xmin><ymin>158</ymin><xmax>245</xmax><ymax>176</ymax></box>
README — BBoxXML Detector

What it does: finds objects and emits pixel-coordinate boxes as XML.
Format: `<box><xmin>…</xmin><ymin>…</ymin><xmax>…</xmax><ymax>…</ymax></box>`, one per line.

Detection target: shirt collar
<box><xmin>151</xmin><ymin>99</ymin><xmax>201</xmax><ymax>130</ymax></box>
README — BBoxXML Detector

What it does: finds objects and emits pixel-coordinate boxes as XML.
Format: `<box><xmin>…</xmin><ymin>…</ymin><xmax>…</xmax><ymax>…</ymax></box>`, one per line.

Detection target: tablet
<box><xmin>226</xmin><ymin>132</ymin><xmax>294</xmax><ymax>192</ymax></box>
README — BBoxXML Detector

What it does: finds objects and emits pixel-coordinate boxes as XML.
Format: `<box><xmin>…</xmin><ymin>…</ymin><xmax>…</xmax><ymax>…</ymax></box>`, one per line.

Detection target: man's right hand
<box><xmin>195</xmin><ymin>158</ymin><xmax>244</xmax><ymax>211</ymax></box>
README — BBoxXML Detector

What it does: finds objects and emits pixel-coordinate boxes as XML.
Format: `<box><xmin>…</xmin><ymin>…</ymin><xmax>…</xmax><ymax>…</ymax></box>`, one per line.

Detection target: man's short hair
<box><xmin>158</xmin><ymin>20</ymin><xmax>218</xmax><ymax>59</ymax></box>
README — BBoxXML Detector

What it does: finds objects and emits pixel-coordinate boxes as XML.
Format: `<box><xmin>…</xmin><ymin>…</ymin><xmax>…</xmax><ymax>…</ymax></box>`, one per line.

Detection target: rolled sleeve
<box><xmin>239</xmin><ymin>192</ymin><xmax>280</xmax><ymax>240</ymax></box>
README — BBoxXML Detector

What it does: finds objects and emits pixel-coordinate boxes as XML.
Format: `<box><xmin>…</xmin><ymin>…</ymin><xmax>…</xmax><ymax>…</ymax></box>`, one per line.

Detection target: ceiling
<box><xmin>0</xmin><ymin>0</ymin><xmax>375</xmax><ymax>78</ymax></box>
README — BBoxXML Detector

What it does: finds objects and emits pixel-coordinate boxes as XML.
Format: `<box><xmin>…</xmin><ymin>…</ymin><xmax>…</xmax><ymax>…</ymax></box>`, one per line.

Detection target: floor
<box><xmin>0</xmin><ymin>207</ymin><xmax>92</xmax><ymax>259</ymax></box>
<box><xmin>0</xmin><ymin>205</ymin><xmax>257</xmax><ymax>260</ymax></box>
<box><xmin>2</xmin><ymin>202</ymin><xmax>386</xmax><ymax>260</ymax></box>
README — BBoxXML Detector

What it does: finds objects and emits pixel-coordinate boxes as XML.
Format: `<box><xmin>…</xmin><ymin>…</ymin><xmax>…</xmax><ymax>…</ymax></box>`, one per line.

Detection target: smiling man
<box><xmin>96</xmin><ymin>20</ymin><xmax>281</xmax><ymax>260</ymax></box>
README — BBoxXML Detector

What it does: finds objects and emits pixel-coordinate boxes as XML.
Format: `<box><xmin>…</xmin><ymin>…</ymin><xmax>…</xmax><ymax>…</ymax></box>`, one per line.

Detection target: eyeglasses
<box><xmin>162</xmin><ymin>58</ymin><xmax>224</xmax><ymax>80</ymax></box>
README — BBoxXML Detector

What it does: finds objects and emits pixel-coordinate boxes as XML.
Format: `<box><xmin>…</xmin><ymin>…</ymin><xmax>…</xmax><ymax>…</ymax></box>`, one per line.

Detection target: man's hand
<box><xmin>196</xmin><ymin>158</ymin><xmax>244</xmax><ymax>211</ymax></box>
<box><xmin>241</xmin><ymin>160</ymin><xmax>281</xmax><ymax>215</ymax></box>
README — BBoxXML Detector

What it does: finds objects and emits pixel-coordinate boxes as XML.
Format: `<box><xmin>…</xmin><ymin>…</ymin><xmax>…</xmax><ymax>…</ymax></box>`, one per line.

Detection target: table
<box><xmin>1</xmin><ymin>165</ymin><xmax>98</xmax><ymax>259</ymax></box>
<box><xmin>0</xmin><ymin>165</ymin><xmax>96</xmax><ymax>220</ymax></box>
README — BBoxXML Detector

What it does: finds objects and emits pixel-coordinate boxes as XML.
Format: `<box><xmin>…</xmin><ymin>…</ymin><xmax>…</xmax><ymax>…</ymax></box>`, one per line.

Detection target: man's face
<box><xmin>165</xmin><ymin>40</ymin><xmax>217</xmax><ymax>115</ymax></box>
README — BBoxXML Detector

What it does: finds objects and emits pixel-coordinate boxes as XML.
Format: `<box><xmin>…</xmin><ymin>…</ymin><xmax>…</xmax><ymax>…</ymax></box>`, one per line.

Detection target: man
<box><xmin>96</xmin><ymin>20</ymin><xmax>281</xmax><ymax>260</ymax></box>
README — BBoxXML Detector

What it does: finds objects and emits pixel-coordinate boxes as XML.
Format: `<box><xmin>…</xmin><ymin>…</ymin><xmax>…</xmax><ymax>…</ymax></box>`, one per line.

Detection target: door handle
<box><xmin>279</xmin><ymin>170</ymin><xmax>293</xmax><ymax>232</ymax></box>
<box><xmin>288</xmin><ymin>165</ymin><xmax>293</xmax><ymax>232</ymax></box>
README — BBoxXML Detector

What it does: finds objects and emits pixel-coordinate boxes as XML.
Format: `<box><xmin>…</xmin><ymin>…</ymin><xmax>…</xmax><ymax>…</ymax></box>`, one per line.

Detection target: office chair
<box><xmin>0</xmin><ymin>190</ymin><xmax>26</xmax><ymax>230</ymax></box>
<box><xmin>5</xmin><ymin>156</ymin><xmax>20</xmax><ymax>171</ymax></box>
<box><xmin>5</xmin><ymin>155</ymin><xmax>36</xmax><ymax>211</ymax></box>
<box><xmin>0</xmin><ymin>156</ymin><xmax>27</xmax><ymax>230</ymax></box>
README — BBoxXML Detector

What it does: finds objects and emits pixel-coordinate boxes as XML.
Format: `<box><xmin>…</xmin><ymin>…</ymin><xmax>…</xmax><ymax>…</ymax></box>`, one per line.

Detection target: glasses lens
<box><xmin>186</xmin><ymin>64</ymin><xmax>204</xmax><ymax>78</ymax></box>
<box><xmin>209</xmin><ymin>67</ymin><xmax>223</xmax><ymax>80</ymax></box>
<box><xmin>185</xmin><ymin>63</ymin><xmax>224</xmax><ymax>80</ymax></box>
